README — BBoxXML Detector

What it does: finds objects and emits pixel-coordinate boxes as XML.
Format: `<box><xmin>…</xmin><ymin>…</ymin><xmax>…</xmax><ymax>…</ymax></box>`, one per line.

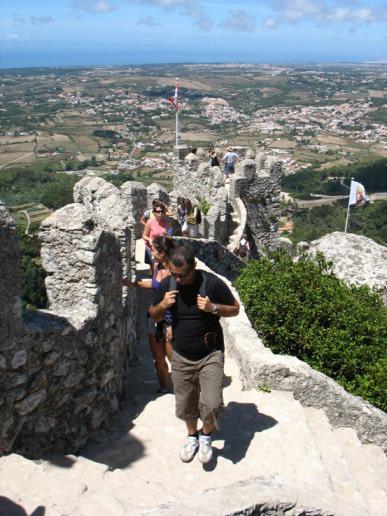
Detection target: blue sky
<box><xmin>1</xmin><ymin>1</ymin><xmax>386</xmax><ymax>67</ymax></box>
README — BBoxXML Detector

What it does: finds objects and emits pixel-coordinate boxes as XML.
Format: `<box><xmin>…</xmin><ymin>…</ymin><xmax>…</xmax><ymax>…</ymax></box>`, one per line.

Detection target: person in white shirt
<box><xmin>222</xmin><ymin>148</ymin><xmax>239</xmax><ymax>180</ymax></box>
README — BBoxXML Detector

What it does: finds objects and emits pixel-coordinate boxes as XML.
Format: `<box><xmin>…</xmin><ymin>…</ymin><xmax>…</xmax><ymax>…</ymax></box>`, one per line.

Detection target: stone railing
<box><xmin>175</xmin><ymin>237</ymin><xmax>245</xmax><ymax>282</ymax></box>
<box><xmin>227</xmin><ymin>196</ymin><xmax>247</xmax><ymax>253</ymax></box>
<box><xmin>195</xmin><ymin>258</ymin><xmax>387</xmax><ymax>452</ymax></box>
<box><xmin>0</xmin><ymin>179</ymin><xmax>136</xmax><ymax>457</ymax></box>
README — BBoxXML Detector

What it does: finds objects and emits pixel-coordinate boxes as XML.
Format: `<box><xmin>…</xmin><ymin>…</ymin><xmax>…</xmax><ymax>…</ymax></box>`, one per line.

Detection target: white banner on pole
<box><xmin>349</xmin><ymin>180</ymin><xmax>368</xmax><ymax>206</ymax></box>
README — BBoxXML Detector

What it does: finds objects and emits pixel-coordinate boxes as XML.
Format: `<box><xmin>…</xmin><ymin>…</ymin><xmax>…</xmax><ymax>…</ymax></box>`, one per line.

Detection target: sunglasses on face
<box><xmin>153</xmin><ymin>209</ymin><xmax>165</xmax><ymax>213</ymax></box>
<box><xmin>170</xmin><ymin>268</ymin><xmax>193</xmax><ymax>279</ymax></box>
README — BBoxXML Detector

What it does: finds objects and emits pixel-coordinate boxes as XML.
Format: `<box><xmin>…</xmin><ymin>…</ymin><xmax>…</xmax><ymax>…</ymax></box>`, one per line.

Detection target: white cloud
<box><xmin>73</xmin><ymin>0</ymin><xmax>117</xmax><ymax>14</ymax></box>
<box><xmin>132</xmin><ymin>0</ymin><xmax>213</xmax><ymax>30</ymax></box>
<box><xmin>12</xmin><ymin>14</ymin><xmax>26</xmax><ymax>25</ymax></box>
<box><xmin>263</xmin><ymin>17</ymin><xmax>278</xmax><ymax>29</ymax></box>
<box><xmin>267</xmin><ymin>0</ymin><xmax>383</xmax><ymax>27</ymax></box>
<box><xmin>220</xmin><ymin>10</ymin><xmax>256</xmax><ymax>33</ymax></box>
<box><xmin>195</xmin><ymin>16</ymin><xmax>213</xmax><ymax>31</ymax></box>
<box><xmin>142</xmin><ymin>0</ymin><xmax>197</xmax><ymax>7</ymax></box>
<box><xmin>0</xmin><ymin>33</ymin><xmax>29</xmax><ymax>42</ymax></box>
<box><xmin>30</xmin><ymin>16</ymin><xmax>55</xmax><ymax>25</ymax></box>
<box><xmin>137</xmin><ymin>16</ymin><xmax>161</xmax><ymax>26</ymax></box>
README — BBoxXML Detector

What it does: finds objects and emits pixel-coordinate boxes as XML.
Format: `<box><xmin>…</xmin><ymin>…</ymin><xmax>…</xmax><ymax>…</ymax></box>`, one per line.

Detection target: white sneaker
<box><xmin>198</xmin><ymin>434</ymin><xmax>212</xmax><ymax>464</ymax></box>
<box><xmin>179</xmin><ymin>435</ymin><xmax>199</xmax><ymax>463</ymax></box>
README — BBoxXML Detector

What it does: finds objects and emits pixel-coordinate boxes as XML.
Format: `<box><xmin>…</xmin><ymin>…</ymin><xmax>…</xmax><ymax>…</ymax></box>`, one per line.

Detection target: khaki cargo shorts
<box><xmin>171</xmin><ymin>350</ymin><xmax>224</xmax><ymax>429</ymax></box>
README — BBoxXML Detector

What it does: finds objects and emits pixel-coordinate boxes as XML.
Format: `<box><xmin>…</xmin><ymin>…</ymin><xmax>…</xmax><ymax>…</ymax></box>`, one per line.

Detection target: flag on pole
<box><xmin>349</xmin><ymin>180</ymin><xmax>369</xmax><ymax>206</ymax></box>
<box><xmin>168</xmin><ymin>79</ymin><xmax>179</xmax><ymax>112</ymax></box>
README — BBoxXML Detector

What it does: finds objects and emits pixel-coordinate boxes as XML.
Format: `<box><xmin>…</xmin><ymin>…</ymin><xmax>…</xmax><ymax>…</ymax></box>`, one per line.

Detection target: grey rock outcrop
<box><xmin>306</xmin><ymin>232</ymin><xmax>387</xmax><ymax>303</ymax></box>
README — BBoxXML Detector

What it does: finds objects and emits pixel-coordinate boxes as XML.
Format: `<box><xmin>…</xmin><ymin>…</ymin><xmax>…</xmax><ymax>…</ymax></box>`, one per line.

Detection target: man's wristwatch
<box><xmin>210</xmin><ymin>304</ymin><xmax>219</xmax><ymax>315</ymax></box>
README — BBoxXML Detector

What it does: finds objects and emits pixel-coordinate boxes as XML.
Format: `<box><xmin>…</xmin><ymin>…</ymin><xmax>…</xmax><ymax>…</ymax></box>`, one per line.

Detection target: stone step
<box><xmin>0</xmin><ymin>453</ymin><xmax>87</xmax><ymax>515</ymax></box>
<box><xmin>334</xmin><ymin>427</ymin><xmax>387</xmax><ymax>516</ymax></box>
<box><xmin>67</xmin><ymin>353</ymin><xmax>334</xmax><ymax>509</ymax></box>
<box><xmin>40</xmin><ymin>453</ymin><xmax>109</xmax><ymax>486</ymax></box>
<box><xmin>84</xmin><ymin>386</ymin><xmax>334</xmax><ymax>509</ymax></box>
<box><xmin>220</xmin><ymin>387</ymin><xmax>333</xmax><ymax>493</ymax></box>
<box><xmin>74</xmin><ymin>490</ymin><xmax>143</xmax><ymax>516</ymax></box>
<box><xmin>303</xmin><ymin>407</ymin><xmax>369</xmax><ymax>510</ymax></box>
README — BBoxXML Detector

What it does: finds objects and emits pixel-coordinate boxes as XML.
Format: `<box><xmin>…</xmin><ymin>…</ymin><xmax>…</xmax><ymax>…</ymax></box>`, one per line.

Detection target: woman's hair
<box><xmin>152</xmin><ymin>235</ymin><xmax>175</xmax><ymax>256</ymax></box>
<box><xmin>185</xmin><ymin>199</ymin><xmax>193</xmax><ymax>213</ymax></box>
<box><xmin>152</xmin><ymin>200</ymin><xmax>166</xmax><ymax>212</ymax></box>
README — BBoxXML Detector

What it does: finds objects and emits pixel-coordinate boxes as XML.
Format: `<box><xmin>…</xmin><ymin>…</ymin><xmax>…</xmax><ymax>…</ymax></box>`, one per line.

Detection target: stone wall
<box><xmin>175</xmin><ymin>237</ymin><xmax>245</xmax><ymax>282</ymax></box>
<box><xmin>231</xmin><ymin>156</ymin><xmax>281</xmax><ymax>255</ymax></box>
<box><xmin>193</xmin><ymin>257</ymin><xmax>387</xmax><ymax>452</ymax></box>
<box><xmin>0</xmin><ymin>179</ymin><xmax>136</xmax><ymax>457</ymax></box>
<box><xmin>172</xmin><ymin>153</ymin><xmax>230</xmax><ymax>243</ymax></box>
<box><xmin>173</xmin><ymin>149</ymin><xmax>282</xmax><ymax>254</ymax></box>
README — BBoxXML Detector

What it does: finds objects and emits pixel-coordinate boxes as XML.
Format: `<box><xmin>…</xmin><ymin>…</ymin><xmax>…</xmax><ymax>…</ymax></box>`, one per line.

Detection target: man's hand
<box><xmin>162</xmin><ymin>290</ymin><xmax>179</xmax><ymax>309</ymax></box>
<box><xmin>197</xmin><ymin>295</ymin><xmax>212</xmax><ymax>312</ymax></box>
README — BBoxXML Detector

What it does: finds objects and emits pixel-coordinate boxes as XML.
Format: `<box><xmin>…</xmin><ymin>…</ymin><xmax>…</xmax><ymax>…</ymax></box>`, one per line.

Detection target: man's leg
<box><xmin>171</xmin><ymin>352</ymin><xmax>201</xmax><ymax>462</ymax></box>
<box><xmin>197</xmin><ymin>351</ymin><xmax>225</xmax><ymax>463</ymax></box>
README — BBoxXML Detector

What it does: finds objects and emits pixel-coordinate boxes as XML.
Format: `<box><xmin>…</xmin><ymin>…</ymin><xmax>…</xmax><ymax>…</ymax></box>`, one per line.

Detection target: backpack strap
<box><xmin>199</xmin><ymin>270</ymin><xmax>207</xmax><ymax>297</ymax></box>
<box><xmin>168</xmin><ymin>275</ymin><xmax>177</xmax><ymax>291</ymax></box>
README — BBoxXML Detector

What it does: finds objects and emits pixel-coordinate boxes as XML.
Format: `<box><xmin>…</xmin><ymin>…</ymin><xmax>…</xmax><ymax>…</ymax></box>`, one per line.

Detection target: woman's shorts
<box><xmin>147</xmin><ymin>314</ymin><xmax>157</xmax><ymax>336</ymax></box>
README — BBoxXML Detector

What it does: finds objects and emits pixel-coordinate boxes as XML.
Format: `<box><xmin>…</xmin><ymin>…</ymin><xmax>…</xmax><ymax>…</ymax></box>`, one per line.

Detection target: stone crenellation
<box><xmin>0</xmin><ymin>179</ymin><xmax>137</xmax><ymax>457</ymax></box>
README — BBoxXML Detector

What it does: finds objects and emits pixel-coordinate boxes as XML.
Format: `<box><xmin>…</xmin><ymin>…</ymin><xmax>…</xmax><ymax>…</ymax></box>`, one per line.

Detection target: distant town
<box><xmin>0</xmin><ymin>63</ymin><xmax>386</xmax><ymax>180</ymax></box>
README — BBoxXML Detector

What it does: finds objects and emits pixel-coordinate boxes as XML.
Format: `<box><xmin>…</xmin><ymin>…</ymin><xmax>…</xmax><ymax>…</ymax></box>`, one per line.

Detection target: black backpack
<box><xmin>195</xmin><ymin>208</ymin><xmax>202</xmax><ymax>225</ymax></box>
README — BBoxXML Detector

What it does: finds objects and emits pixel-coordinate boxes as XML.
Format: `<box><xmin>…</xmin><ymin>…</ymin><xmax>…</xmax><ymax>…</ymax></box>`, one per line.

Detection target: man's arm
<box><xmin>149</xmin><ymin>290</ymin><xmax>179</xmax><ymax>322</ymax></box>
<box><xmin>197</xmin><ymin>295</ymin><xmax>240</xmax><ymax>317</ymax></box>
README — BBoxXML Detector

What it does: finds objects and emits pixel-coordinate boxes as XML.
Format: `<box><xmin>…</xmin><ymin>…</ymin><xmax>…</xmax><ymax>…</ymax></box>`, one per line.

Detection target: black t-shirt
<box><xmin>152</xmin><ymin>270</ymin><xmax>235</xmax><ymax>361</ymax></box>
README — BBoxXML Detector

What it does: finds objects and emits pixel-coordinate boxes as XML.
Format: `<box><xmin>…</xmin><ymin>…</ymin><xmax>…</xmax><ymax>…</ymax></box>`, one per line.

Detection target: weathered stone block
<box><xmin>10</xmin><ymin>350</ymin><xmax>28</xmax><ymax>369</ymax></box>
<box><xmin>15</xmin><ymin>391</ymin><xmax>47</xmax><ymax>416</ymax></box>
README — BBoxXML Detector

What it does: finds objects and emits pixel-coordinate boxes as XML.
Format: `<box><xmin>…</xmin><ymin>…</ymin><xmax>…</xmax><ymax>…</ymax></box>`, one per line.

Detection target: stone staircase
<box><xmin>1</xmin><ymin>273</ymin><xmax>386</xmax><ymax>515</ymax></box>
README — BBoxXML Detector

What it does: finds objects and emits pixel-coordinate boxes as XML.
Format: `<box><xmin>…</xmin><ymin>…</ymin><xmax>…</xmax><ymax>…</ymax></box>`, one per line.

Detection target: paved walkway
<box><xmin>0</xmin><ymin>248</ymin><xmax>386</xmax><ymax>515</ymax></box>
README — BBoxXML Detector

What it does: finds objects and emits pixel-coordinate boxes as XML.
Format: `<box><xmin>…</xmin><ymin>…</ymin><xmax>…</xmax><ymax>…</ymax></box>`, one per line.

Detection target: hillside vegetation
<box><xmin>235</xmin><ymin>251</ymin><xmax>387</xmax><ymax>412</ymax></box>
<box><xmin>290</xmin><ymin>200</ymin><xmax>387</xmax><ymax>245</ymax></box>
<box><xmin>282</xmin><ymin>158</ymin><xmax>387</xmax><ymax>199</ymax></box>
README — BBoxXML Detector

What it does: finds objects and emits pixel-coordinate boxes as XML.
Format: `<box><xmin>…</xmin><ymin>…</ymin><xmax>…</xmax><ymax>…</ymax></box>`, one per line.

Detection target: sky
<box><xmin>1</xmin><ymin>1</ymin><xmax>386</xmax><ymax>68</ymax></box>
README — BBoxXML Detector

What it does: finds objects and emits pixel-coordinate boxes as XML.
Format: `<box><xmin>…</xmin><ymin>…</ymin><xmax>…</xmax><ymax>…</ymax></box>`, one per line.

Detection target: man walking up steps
<box><xmin>149</xmin><ymin>244</ymin><xmax>239</xmax><ymax>463</ymax></box>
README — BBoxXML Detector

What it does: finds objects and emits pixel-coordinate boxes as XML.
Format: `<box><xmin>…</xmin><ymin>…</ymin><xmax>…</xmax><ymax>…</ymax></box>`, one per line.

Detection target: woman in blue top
<box><xmin>123</xmin><ymin>235</ymin><xmax>175</xmax><ymax>393</ymax></box>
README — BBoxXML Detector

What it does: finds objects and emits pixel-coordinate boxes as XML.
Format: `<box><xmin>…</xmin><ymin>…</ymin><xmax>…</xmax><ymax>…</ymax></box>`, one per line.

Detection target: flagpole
<box><xmin>344</xmin><ymin>178</ymin><xmax>353</xmax><ymax>233</ymax></box>
<box><xmin>175</xmin><ymin>77</ymin><xmax>179</xmax><ymax>148</ymax></box>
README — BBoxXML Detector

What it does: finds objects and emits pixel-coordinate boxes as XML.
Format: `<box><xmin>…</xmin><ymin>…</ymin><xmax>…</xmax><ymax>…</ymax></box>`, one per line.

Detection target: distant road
<box><xmin>0</xmin><ymin>151</ymin><xmax>34</xmax><ymax>169</ymax></box>
<box><xmin>295</xmin><ymin>192</ymin><xmax>387</xmax><ymax>209</ymax></box>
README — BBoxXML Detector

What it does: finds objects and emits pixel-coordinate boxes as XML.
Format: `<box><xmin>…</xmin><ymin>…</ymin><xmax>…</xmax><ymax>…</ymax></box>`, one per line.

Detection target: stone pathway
<box><xmin>0</xmin><ymin>248</ymin><xmax>386</xmax><ymax>515</ymax></box>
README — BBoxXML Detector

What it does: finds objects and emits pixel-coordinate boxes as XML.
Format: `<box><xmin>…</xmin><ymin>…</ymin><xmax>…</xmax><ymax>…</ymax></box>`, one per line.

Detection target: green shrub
<box><xmin>17</xmin><ymin>226</ymin><xmax>47</xmax><ymax>309</ymax></box>
<box><xmin>235</xmin><ymin>251</ymin><xmax>387</xmax><ymax>412</ymax></box>
<box><xmin>198</xmin><ymin>197</ymin><xmax>211</xmax><ymax>215</ymax></box>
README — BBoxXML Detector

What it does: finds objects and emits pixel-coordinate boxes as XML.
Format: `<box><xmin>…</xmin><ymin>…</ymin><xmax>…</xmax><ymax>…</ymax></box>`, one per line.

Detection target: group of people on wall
<box><xmin>123</xmin><ymin>234</ymin><xmax>240</xmax><ymax>465</ymax></box>
<box><xmin>121</xmin><ymin>156</ymin><xmax>256</xmax><ymax>464</ymax></box>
